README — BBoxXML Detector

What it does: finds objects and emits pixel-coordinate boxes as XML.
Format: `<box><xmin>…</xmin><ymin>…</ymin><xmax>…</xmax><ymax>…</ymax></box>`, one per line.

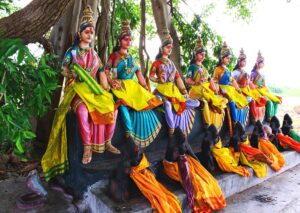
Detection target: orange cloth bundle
<box><xmin>163</xmin><ymin>155</ymin><xmax>226</xmax><ymax>212</ymax></box>
<box><xmin>130</xmin><ymin>154</ymin><xmax>181</xmax><ymax>213</ymax></box>
<box><xmin>239</xmin><ymin>139</ymin><xmax>270</xmax><ymax>178</ymax></box>
<box><xmin>258</xmin><ymin>138</ymin><xmax>285</xmax><ymax>172</ymax></box>
<box><xmin>277</xmin><ymin>133</ymin><xmax>300</xmax><ymax>152</ymax></box>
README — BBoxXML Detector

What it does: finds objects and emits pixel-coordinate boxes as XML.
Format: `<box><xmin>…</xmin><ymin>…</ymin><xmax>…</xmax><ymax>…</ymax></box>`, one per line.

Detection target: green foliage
<box><xmin>171</xmin><ymin>10</ymin><xmax>229</xmax><ymax>75</ymax></box>
<box><xmin>0</xmin><ymin>0</ymin><xmax>19</xmax><ymax>18</ymax></box>
<box><xmin>226</xmin><ymin>0</ymin><xmax>256</xmax><ymax>22</ymax></box>
<box><xmin>0</xmin><ymin>38</ymin><xmax>60</xmax><ymax>156</ymax></box>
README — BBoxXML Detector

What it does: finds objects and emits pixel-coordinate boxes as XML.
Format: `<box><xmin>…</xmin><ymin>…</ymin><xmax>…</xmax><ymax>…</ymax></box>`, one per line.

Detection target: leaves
<box><xmin>0</xmin><ymin>38</ymin><xmax>60</xmax><ymax>155</ymax></box>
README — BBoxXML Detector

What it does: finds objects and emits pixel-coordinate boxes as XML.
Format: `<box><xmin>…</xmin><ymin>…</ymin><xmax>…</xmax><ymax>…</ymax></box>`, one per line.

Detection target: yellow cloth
<box><xmin>239</xmin><ymin>139</ymin><xmax>268</xmax><ymax>178</ymax></box>
<box><xmin>212</xmin><ymin>140</ymin><xmax>250</xmax><ymax>177</ymax></box>
<box><xmin>257</xmin><ymin>87</ymin><xmax>282</xmax><ymax>103</ymax></box>
<box><xmin>156</xmin><ymin>82</ymin><xmax>186</xmax><ymax>114</ymax></box>
<box><xmin>258</xmin><ymin>138</ymin><xmax>285</xmax><ymax>172</ymax></box>
<box><xmin>201</xmin><ymin>99</ymin><xmax>225</xmax><ymax>130</ymax></box>
<box><xmin>241</xmin><ymin>87</ymin><xmax>263</xmax><ymax>103</ymax></box>
<box><xmin>189</xmin><ymin>82</ymin><xmax>227</xmax><ymax>111</ymax></box>
<box><xmin>219</xmin><ymin>85</ymin><xmax>248</xmax><ymax>109</ymax></box>
<box><xmin>41</xmin><ymin>86</ymin><xmax>76</xmax><ymax>181</ymax></box>
<box><xmin>130</xmin><ymin>154</ymin><xmax>181</xmax><ymax>213</ymax></box>
<box><xmin>74</xmin><ymin>82</ymin><xmax>115</xmax><ymax>124</ymax></box>
<box><xmin>112</xmin><ymin>79</ymin><xmax>162</xmax><ymax>111</ymax></box>
<box><xmin>163</xmin><ymin>155</ymin><xmax>226</xmax><ymax>211</ymax></box>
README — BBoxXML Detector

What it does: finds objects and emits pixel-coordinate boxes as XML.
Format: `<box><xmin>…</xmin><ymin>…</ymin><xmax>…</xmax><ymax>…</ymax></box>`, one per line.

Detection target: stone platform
<box><xmin>83</xmin><ymin>150</ymin><xmax>300</xmax><ymax>213</ymax></box>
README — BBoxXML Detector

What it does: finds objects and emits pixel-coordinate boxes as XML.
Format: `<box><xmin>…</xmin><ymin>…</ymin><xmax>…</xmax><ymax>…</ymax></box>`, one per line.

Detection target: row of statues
<box><xmin>39</xmin><ymin>6</ymin><xmax>296</xmax><ymax>213</ymax></box>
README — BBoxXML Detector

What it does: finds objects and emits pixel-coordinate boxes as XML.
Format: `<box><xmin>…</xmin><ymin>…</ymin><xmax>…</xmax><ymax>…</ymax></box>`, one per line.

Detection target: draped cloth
<box><xmin>258</xmin><ymin>138</ymin><xmax>285</xmax><ymax>172</ymax></box>
<box><xmin>130</xmin><ymin>154</ymin><xmax>181</xmax><ymax>213</ymax></box>
<box><xmin>163</xmin><ymin>155</ymin><xmax>226</xmax><ymax>212</ymax></box>
<box><xmin>277</xmin><ymin>133</ymin><xmax>300</xmax><ymax>152</ymax></box>
<box><xmin>239</xmin><ymin>139</ymin><xmax>269</xmax><ymax>178</ymax></box>
<box><xmin>42</xmin><ymin>64</ymin><xmax>117</xmax><ymax>181</ymax></box>
<box><xmin>212</xmin><ymin>140</ymin><xmax>250</xmax><ymax>177</ymax></box>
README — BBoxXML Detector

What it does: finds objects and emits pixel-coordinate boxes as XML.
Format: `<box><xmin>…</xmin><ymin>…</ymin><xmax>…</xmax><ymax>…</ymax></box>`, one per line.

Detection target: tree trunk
<box><xmin>96</xmin><ymin>0</ymin><xmax>110</xmax><ymax>63</ymax></box>
<box><xmin>139</xmin><ymin>0</ymin><xmax>146</xmax><ymax>75</ymax></box>
<box><xmin>150</xmin><ymin>0</ymin><xmax>182</xmax><ymax>74</ymax></box>
<box><xmin>0</xmin><ymin>0</ymin><xmax>74</xmax><ymax>44</ymax></box>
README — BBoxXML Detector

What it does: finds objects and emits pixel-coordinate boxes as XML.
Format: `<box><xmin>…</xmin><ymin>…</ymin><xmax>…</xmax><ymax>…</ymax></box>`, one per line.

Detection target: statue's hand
<box><xmin>71</xmin><ymin>71</ymin><xmax>77</xmax><ymax>79</ymax></box>
<box><xmin>159</xmin><ymin>72</ymin><xmax>166</xmax><ymax>83</ymax></box>
<box><xmin>112</xmin><ymin>80</ymin><xmax>120</xmax><ymax>89</ymax></box>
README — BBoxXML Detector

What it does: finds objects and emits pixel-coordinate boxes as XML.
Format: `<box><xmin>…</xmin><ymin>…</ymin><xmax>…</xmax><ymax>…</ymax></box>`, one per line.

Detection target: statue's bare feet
<box><xmin>106</xmin><ymin>144</ymin><xmax>121</xmax><ymax>154</ymax></box>
<box><xmin>82</xmin><ymin>146</ymin><xmax>92</xmax><ymax>164</ymax></box>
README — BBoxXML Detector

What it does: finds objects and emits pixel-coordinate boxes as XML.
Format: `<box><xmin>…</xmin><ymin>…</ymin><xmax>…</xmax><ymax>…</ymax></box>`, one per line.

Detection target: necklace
<box><xmin>77</xmin><ymin>46</ymin><xmax>94</xmax><ymax>73</ymax></box>
<box><xmin>118</xmin><ymin>51</ymin><xmax>134</xmax><ymax>75</ymax></box>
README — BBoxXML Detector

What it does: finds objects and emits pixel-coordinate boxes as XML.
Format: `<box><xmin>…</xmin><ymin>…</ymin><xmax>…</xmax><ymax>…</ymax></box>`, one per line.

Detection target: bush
<box><xmin>0</xmin><ymin>38</ymin><xmax>60</xmax><ymax>157</ymax></box>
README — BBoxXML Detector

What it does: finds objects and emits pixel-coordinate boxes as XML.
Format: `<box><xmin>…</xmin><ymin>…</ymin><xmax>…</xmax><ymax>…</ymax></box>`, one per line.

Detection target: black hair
<box><xmin>189</xmin><ymin>53</ymin><xmax>196</xmax><ymax>65</ymax></box>
<box><xmin>155</xmin><ymin>48</ymin><xmax>163</xmax><ymax>60</ymax></box>
<box><xmin>72</xmin><ymin>23</ymin><xmax>94</xmax><ymax>47</ymax></box>
<box><xmin>233</xmin><ymin>58</ymin><xmax>246</xmax><ymax>71</ymax></box>
<box><xmin>113</xmin><ymin>40</ymin><xmax>121</xmax><ymax>53</ymax></box>
<box><xmin>251</xmin><ymin>64</ymin><xmax>257</xmax><ymax>73</ymax></box>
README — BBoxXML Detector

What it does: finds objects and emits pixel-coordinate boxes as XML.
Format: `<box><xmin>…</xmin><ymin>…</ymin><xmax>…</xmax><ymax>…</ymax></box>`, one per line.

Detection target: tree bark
<box><xmin>150</xmin><ymin>0</ymin><xmax>182</xmax><ymax>74</ymax></box>
<box><xmin>0</xmin><ymin>0</ymin><xmax>74</xmax><ymax>44</ymax></box>
<box><xmin>96</xmin><ymin>0</ymin><xmax>110</xmax><ymax>63</ymax></box>
<box><xmin>139</xmin><ymin>0</ymin><xmax>146</xmax><ymax>75</ymax></box>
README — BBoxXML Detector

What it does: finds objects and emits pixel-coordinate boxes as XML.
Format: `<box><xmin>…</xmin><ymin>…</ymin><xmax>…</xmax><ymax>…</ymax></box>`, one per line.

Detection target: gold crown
<box><xmin>161</xmin><ymin>28</ymin><xmax>173</xmax><ymax>47</ymax></box>
<box><xmin>118</xmin><ymin>20</ymin><xmax>132</xmax><ymax>39</ymax></box>
<box><xmin>220</xmin><ymin>41</ymin><xmax>231</xmax><ymax>58</ymax></box>
<box><xmin>80</xmin><ymin>5</ymin><xmax>94</xmax><ymax>26</ymax></box>
<box><xmin>256</xmin><ymin>50</ymin><xmax>264</xmax><ymax>63</ymax></box>
<box><xmin>194</xmin><ymin>35</ymin><xmax>205</xmax><ymax>53</ymax></box>
<box><xmin>238</xmin><ymin>48</ymin><xmax>246</xmax><ymax>60</ymax></box>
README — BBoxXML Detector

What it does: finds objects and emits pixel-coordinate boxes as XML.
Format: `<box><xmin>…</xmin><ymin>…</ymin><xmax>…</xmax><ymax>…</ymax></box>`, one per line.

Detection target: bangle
<box><xmin>180</xmin><ymin>88</ymin><xmax>188</xmax><ymax>95</ymax></box>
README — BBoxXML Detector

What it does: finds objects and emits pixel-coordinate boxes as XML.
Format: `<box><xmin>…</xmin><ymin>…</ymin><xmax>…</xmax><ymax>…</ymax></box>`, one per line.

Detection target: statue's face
<box><xmin>196</xmin><ymin>52</ymin><xmax>205</xmax><ymax>63</ymax></box>
<box><xmin>239</xmin><ymin>59</ymin><xmax>246</xmax><ymax>68</ymax></box>
<box><xmin>163</xmin><ymin>44</ymin><xmax>173</xmax><ymax>56</ymax></box>
<box><xmin>120</xmin><ymin>36</ymin><xmax>132</xmax><ymax>50</ymax></box>
<box><xmin>80</xmin><ymin>27</ymin><xmax>94</xmax><ymax>44</ymax></box>
<box><xmin>258</xmin><ymin>62</ymin><xmax>264</xmax><ymax>69</ymax></box>
<box><xmin>222</xmin><ymin>55</ymin><xmax>232</xmax><ymax>66</ymax></box>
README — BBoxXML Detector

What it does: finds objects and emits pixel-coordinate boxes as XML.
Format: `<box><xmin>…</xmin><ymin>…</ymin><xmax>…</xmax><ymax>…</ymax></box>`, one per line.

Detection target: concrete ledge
<box><xmin>217</xmin><ymin>150</ymin><xmax>300</xmax><ymax>198</ymax></box>
<box><xmin>84</xmin><ymin>150</ymin><xmax>300</xmax><ymax>213</ymax></box>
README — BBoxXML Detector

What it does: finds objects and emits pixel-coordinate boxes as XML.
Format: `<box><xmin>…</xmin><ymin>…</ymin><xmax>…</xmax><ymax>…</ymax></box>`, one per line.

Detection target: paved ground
<box><xmin>220</xmin><ymin>164</ymin><xmax>300</xmax><ymax>213</ymax></box>
<box><xmin>0</xmin><ymin>177</ymin><xmax>77</xmax><ymax>213</ymax></box>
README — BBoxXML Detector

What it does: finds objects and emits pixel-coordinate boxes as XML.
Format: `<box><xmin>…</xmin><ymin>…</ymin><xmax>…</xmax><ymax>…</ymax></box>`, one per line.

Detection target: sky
<box><xmin>14</xmin><ymin>0</ymin><xmax>300</xmax><ymax>88</ymax></box>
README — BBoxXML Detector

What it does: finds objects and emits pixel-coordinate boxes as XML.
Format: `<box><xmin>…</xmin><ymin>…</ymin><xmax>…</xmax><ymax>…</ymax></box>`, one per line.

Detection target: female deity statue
<box><xmin>149</xmin><ymin>29</ymin><xmax>199</xmax><ymax>137</ymax></box>
<box><xmin>42</xmin><ymin>6</ymin><xmax>119</xmax><ymax>182</ymax></box>
<box><xmin>105</xmin><ymin>20</ymin><xmax>162</xmax><ymax>147</ymax></box>
<box><xmin>232</xmin><ymin>49</ymin><xmax>267</xmax><ymax>123</ymax></box>
<box><xmin>212</xmin><ymin>42</ymin><xmax>249</xmax><ymax>128</ymax></box>
<box><xmin>250</xmin><ymin>51</ymin><xmax>282</xmax><ymax>121</ymax></box>
<box><xmin>185</xmin><ymin>36</ymin><xmax>227</xmax><ymax>130</ymax></box>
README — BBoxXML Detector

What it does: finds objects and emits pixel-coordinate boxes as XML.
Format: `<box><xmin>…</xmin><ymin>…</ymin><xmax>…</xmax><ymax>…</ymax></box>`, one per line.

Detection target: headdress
<box><xmin>79</xmin><ymin>5</ymin><xmax>94</xmax><ymax>31</ymax></box>
<box><xmin>194</xmin><ymin>35</ymin><xmax>205</xmax><ymax>54</ymax></box>
<box><xmin>161</xmin><ymin>28</ymin><xmax>173</xmax><ymax>47</ymax></box>
<box><xmin>118</xmin><ymin>20</ymin><xmax>132</xmax><ymax>40</ymax></box>
<box><xmin>256</xmin><ymin>50</ymin><xmax>264</xmax><ymax>63</ymax></box>
<box><xmin>238</xmin><ymin>48</ymin><xmax>246</xmax><ymax>61</ymax></box>
<box><xmin>220</xmin><ymin>41</ymin><xmax>231</xmax><ymax>58</ymax></box>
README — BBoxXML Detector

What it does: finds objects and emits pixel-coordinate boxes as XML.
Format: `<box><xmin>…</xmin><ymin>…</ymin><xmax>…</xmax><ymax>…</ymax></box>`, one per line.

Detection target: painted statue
<box><xmin>250</xmin><ymin>51</ymin><xmax>282</xmax><ymax>121</ymax></box>
<box><xmin>212</xmin><ymin>42</ymin><xmax>249</xmax><ymax>129</ymax></box>
<box><xmin>185</xmin><ymin>36</ymin><xmax>227</xmax><ymax>130</ymax></box>
<box><xmin>105</xmin><ymin>20</ymin><xmax>162</xmax><ymax>147</ymax></box>
<box><xmin>42</xmin><ymin>6</ymin><xmax>119</xmax><ymax>182</ymax></box>
<box><xmin>149</xmin><ymin>29</ymin><xmax>199</xmax><ymax>137</ymax></box>
<box><xmin>232</xmin><ymin>48</ymin><xmax>267</xmax><ymax>123</ymax></box>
